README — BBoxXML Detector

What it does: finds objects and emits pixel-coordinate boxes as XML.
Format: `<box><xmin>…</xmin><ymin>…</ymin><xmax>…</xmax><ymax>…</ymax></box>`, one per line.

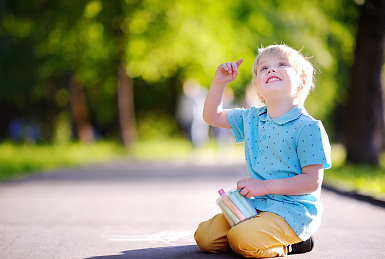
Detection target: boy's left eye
<box><xmin>278</xmin><ymin>62</ymin><xmax>288</xmax><ymax>67</ymax></box>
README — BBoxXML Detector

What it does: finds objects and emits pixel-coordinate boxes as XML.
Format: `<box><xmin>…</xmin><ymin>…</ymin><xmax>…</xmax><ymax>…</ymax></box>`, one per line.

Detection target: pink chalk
<box><xmin>218</xmin><ymin>189</ymin><xmax>225</xmax><ymax>196</ymax></box>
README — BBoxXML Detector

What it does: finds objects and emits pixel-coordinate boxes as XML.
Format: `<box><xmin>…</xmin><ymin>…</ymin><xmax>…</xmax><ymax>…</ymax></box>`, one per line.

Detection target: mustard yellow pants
<box><xmin>194</xmin><ymin>212</ymin><xmax>301</xmax><ymax>258</ymax></box>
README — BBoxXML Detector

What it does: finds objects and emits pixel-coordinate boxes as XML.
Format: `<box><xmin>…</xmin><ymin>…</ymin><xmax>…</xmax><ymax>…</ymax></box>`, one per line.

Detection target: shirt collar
<box><xmin>259</xmin><ymin>105</ymin><xmax>307</xmax><ymax>125</ymax></box>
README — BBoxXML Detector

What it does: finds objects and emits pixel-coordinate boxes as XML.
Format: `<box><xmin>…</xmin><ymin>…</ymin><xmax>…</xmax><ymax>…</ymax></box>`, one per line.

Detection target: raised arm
<box><xmin>203</xmin><ymin>59</ymin><xmax>244</xmax><ymax>129</ymax></box>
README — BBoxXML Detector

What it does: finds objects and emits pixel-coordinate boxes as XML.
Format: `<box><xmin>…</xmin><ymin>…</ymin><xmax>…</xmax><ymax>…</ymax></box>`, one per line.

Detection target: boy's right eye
<box><xmin>259</xmin><ymin>66</ymin><xmax>268</xmax><ymax>72</ymax></box>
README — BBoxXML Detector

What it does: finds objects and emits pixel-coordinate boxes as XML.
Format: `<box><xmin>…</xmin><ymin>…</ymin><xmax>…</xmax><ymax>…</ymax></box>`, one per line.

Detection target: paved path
<box><xmin>1</xmin><ymin>160</ymin><xmax>385</xmax><ymax>259</ymax></box>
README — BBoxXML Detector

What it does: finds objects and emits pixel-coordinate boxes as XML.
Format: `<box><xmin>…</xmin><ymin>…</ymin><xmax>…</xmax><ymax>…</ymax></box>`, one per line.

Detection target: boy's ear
<box><xmin>298</xmin><ymin>70</ymin><xmax>307</xmax><ymax>90</ymax></box>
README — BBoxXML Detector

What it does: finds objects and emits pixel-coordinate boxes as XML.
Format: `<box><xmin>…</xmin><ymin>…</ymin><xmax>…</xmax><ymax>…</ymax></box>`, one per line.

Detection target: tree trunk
<box><xmin>118</xmin><ymin>62</ymin><xmax>137</xmax><ymax>147</ymax></box>
<box><xmin>345</xmin><ymin>0</ymin><xmax>385</xmax><ymax>165</ymax></box>
<box><xmin>69</xmin><ymin>76</ymin><xmax>94</xmax><ymax>143</ymax></box>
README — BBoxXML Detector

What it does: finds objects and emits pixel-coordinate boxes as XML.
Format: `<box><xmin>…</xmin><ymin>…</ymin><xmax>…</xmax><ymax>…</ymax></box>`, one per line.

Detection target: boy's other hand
<box><xmin>237</xmin><ymin>177</ymin><xmax>266</xmax><ymax>198</ymax></box>
<box><xmin>213</xmin><ymin>59</ymin><xmax>244</xmax><ymax>85</ymax></box>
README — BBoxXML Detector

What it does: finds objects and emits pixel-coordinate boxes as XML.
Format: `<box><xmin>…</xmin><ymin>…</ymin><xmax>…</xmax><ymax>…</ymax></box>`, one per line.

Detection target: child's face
<box><xmin>254</xmin><ymin>53</ymin><xmax>302</xmax><ymax>103</ymax></box>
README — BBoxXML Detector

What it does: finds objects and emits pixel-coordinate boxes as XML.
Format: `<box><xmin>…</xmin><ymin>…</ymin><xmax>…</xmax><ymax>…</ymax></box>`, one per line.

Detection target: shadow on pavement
<box><xmin>84</xmin><ymin>245</ymin><xmax>243</xmax><ymax>259</ymax></box>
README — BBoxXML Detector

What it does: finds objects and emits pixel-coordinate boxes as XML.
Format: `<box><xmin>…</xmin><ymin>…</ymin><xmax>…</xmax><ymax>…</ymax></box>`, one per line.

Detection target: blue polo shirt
<box><xmin>226</xmin><ymin>105</ymin><xmax>331</xmax><ymax>240</ymax></box>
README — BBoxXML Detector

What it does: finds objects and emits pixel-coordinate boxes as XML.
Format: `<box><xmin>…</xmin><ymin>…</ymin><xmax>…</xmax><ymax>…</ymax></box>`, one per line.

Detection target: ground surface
<box><xmin>1</xmin><ymin>160</ymin><xmax>385</xmax><ymax>259</ymax></box>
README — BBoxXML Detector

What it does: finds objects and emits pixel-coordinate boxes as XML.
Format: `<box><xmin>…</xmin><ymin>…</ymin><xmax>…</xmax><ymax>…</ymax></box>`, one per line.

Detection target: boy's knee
<box><xmin>194</xmin><ymin>226</ymin><xmax>214</xmax><ymax>252</ymax></box>
<box><xmin>194</xmin><ymin>225</ymin><xmax>229</xmax><ymax>253</ymax></box>
<box><xmin>194</xmin><ymin>214</ymin><xmax>230</xmax><ymax>253</ymax></box>
<box><xmin>227</xmin><ymin>225</ymin><xmax>254</xmax><ymax>256</ymax></box>
<box><xmin>227</xmin><ymin>224</ymin><xmax>287</xmax><ymax>258</ymax></box>
<box><xmin>194</xmin><ymin>222</ymin><xmax>209</xmax><ymax>251</ymax></box>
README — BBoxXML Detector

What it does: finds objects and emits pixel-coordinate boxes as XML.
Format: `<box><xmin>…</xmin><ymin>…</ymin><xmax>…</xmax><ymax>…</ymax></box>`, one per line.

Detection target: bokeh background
<box><xmin>1</xmin><ymin>0</ymin><xmax>385</xmax><ymax>196</ymax></box>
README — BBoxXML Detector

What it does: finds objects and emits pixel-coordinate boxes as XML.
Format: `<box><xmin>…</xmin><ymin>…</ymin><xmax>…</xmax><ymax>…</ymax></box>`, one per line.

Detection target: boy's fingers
<box><xmin>226</xmin><ymin>62</ymin><xmax>232</xmax><ymax>72</ymax></box>
<box><xmin>219</xmin><ymin>60</ymin><xmax>243</xmax><ymax>76</ymax></box>
<box><xmin>237</xmin><ymin>178</ymin><xmax>246</xmax><ymax>189</ymax></box>
<box><xmin>236</xmin><ymin>58</ymin><xmax>244</xmax><ymax>68</ymax></box>
<box><xmin>231</xmin><ymin>62</ymin><xmax>237</xmax><ymax>73</ymax></box>
<box><xmin>240</xmin><ymin>188</ymin><xmax>248</xmax><ymax>197</ymax></box>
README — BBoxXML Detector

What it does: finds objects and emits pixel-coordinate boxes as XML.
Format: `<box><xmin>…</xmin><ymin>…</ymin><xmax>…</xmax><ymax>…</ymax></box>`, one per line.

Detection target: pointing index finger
<box><xmin>236</xmin><ymin>59</ymin><xmax>244</xmax><ymax>68</ymax></box>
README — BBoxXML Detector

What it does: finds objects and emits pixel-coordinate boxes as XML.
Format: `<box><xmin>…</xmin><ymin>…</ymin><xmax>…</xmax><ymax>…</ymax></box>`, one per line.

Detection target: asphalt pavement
<box><xmin>1</xmin><ymin>159</ymin><xmax>385</xmax><ymax>259</ymax></box>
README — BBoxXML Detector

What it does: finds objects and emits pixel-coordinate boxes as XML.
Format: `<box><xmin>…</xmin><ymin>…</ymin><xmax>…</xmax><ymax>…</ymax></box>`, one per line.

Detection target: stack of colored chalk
<box><xmin>216</xmin><ymin>188</ymin><xmax>258</xmax><ymax>227</ymax></box>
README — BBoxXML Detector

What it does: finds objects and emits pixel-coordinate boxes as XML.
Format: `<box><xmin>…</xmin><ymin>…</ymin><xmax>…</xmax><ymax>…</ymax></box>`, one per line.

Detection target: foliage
<box><xmin>137</xmin><ymin>112</ymin><xmax>180</xmax><ymax>140</ymax></box>
<box><xmin>0</xmin><ymin>0</ymin><xmax>363</xmax><ymax>143</ymax></box>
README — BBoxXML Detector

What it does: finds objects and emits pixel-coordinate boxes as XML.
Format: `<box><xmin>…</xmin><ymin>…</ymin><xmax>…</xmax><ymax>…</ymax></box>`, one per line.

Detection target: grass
<box><xmin>0</xmin><ymin>141</ymin><xmax>125</xmax><ymax>181</ymax></box>
<box><xmin>1</xmin><ymin>140</ymin><xmax>385</xmax><ymax>200</ymax></box>
<box><xmin>0</xmin><ymin>138</ymin><xmax>242</xmax><ymax>181</ymax></box>
<box><xmin>127</xmin><ymin>138</ymin><xmax>244</xmax><ymax>163</ymax></box>
<box><xmin>325</xmin><ymin>144</ymin><xmax>385</xmax><ymax>199</ymax></box>
<box><xmin>127</xmin><ymin>138</ymin><xmax>195</xmax><ymax>161</ymax></box>
<box><xmin>325</xmin><ymin>164</ymin><xmax>385</xmax><ymax>199</ymax></box>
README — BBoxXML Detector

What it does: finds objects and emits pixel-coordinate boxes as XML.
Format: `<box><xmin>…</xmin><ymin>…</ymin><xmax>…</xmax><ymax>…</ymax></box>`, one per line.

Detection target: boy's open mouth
<box><xmin>266</xmin><ymin>76</ymin><xmax>281</xmax><ymax>84</ymax></box>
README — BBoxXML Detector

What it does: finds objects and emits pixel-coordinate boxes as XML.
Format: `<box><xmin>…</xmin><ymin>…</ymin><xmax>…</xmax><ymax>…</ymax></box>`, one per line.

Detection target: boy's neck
<box><xmin>265</xmin><ymin>99</ymin><xmax>300</xmax><ymax>119</ymax></box>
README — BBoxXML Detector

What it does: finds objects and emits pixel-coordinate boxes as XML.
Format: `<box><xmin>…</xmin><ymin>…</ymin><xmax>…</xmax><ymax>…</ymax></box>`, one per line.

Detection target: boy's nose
<box><xmin>267</xmin><ymin>67</ymin><xmax>276</xmax><ymax>73</ymax></box>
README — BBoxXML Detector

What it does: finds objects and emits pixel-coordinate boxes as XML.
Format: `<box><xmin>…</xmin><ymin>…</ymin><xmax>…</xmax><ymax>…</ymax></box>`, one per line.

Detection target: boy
<box><xmin>194</xmin><ymin>44</ymin><xmax>331</xmax><ymax>258</ymax></box>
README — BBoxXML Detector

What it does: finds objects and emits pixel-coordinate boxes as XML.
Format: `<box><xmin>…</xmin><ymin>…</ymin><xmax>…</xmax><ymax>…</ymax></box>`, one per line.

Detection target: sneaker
<box><xmin>288</xmin><ymin>236</ymin><xmax>314</xmax><ymax>254</ymax></box>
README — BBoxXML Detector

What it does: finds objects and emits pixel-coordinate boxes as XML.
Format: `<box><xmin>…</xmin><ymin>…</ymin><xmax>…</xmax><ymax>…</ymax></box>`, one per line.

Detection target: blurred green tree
<box><xmin>0</xmin><ymin>0</ymin><xmax>106</xmax><ymax>142</ymax></box>
<box><xmin>0</xmin><ymin>0</ymin><xmax>371</xmax><ymax>151</ymax></box>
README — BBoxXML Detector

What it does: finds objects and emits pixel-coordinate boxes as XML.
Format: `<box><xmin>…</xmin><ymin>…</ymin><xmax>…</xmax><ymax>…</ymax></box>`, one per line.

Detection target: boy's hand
<box><xmin>213</xmin><ymin>59</ymin><xmax>244</xmax><ymax>85</ymax></box>
<box><xmin>237</xmin><ymin>177</ymin><xmax>266</xmax><ymax>198</ymax></box>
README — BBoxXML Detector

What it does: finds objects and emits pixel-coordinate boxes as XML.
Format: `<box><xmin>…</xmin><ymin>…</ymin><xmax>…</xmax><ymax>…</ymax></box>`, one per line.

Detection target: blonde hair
<box><xmin>251</xmin><ymin>44</ymin><xmax>315</xmax><ymax>104</ymax></box>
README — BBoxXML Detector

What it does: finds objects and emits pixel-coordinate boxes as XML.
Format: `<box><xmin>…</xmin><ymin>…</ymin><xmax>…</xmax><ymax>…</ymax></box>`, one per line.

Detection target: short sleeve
<box><xmin>225</xmin><ymin>108</ymin><xmax>246</xmax><ymax>143</ymax></box>
<box><xmin>297</xmin><ymin>121</ymin><xmax>332</xmax><ymax>169</ymax></box>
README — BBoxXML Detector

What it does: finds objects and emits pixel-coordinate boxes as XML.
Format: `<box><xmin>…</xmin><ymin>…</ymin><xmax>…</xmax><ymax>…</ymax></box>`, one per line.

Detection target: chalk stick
<box><xmin>227</xmin><ymin>192</ymin><xmax>252</xmax><ymax>218</ymax></box>
<box><xmin>221</xmin><ymin>195</ymin><xmax>246</xmax><ymax>221</ymax></box>
<box><xmin>218</xmin><ymin>200</ymin><xmax>238</xmax><ymax>226</ymax></box>
<box><xmin>233</xmin><ymin>190</ymin><xmax>257</xmax><ymax>216</ymax></box>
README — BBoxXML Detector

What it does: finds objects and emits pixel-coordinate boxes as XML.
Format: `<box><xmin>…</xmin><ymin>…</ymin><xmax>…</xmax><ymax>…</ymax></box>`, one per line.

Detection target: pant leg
<box><xmin>227</xmin><ymin>212</ymin><xmax>302</xmax><ymax>258</ymax></box>
<box><xmin>194</xmin><ymin>213</ymin><xmax>231</xmax><ymax>253</ymax></box>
